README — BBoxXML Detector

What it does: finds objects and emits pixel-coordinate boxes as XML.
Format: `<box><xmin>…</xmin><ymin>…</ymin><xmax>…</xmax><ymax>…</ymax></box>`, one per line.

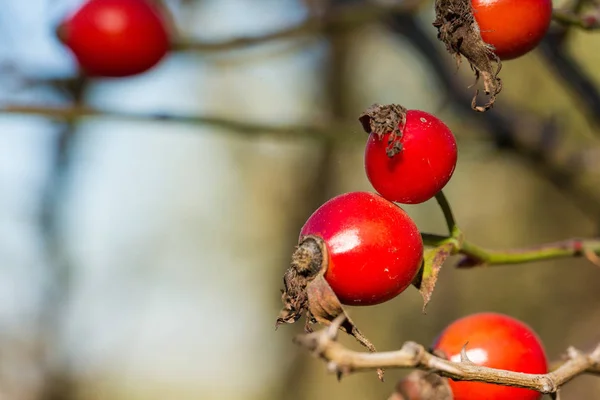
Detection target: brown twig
<box><xmin>171</xmin><ymin>1</ymin><xmax>421</xmax><ymax>52</ymax></box>
<box><xmin>552</xmin><ymin>9</ymin><xmax>600</xmax><ymax>30</ymax></box>
<box><xmin>294</xmin><ymin>316</ymin><xmax>600</xmax><ymax>395</ymax></box>
<box><xmin>0</xmin><ymin>104</ymin><xmax>352</xmax><ymax>141</ymax></box>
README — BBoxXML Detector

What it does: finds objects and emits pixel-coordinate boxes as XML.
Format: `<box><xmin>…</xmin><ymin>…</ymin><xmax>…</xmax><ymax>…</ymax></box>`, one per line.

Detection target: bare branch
<box><xmin>171</xmin><ymin>1</ymin><xmax>422</xmax><ymax>53</ymax></box>
<box><xmin>0</xmin><ymin>104</ymin><xmax>351</xmax><ymax>141</ymax></box>
<box><xmin>552</xmin><ymin>9</ymin><xmax>600</xmax><ymax>30</ymax></box>
<box><xmin>294</xmin><ymin>321</ymin><xmax>600</xmax><ymax>395</ymax></box>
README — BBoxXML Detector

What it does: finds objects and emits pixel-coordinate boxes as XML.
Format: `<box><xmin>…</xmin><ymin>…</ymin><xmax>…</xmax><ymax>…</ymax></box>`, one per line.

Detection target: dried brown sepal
<box><xmin>433</xmin><ymin>0</ymin><xmax>502</xmax><ymax>112</ymax></box>
<box><xmin>276</xmin><ymin>236</ymin><xmax>324</xmax><ymax>326</ymax></box>
<box><xmin>388</xmin><ymin>370</ymin><xmax>453</xmax><ymax>400</ymax></box>
<box><xmin>276</xmin><ymin>235</ymin><xmax>383</xmax><ymax>380</ymax></box>
<box><xmin>359</xmin><ymin>103</ymin><xmax>408</xmax><ymax>157</ymax></box>
<box><xmin>412</xmin><ymin>243</ymin><xmax>455</xmax><ymax>312</ymax></box>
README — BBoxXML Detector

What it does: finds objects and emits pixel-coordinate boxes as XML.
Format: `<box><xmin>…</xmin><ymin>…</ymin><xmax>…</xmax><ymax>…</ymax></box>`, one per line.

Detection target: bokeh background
<box><xmin>0</xmin><ymin>0</ymin><xmax>599</xmax><ymax>399</ymax></box>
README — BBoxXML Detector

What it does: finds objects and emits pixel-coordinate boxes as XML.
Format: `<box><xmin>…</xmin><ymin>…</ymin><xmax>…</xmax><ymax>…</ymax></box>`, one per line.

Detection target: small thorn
<box><xmin>460</xmin><ymin>342</ymin><xmax>472</xmax><ymax>363</ymax></box>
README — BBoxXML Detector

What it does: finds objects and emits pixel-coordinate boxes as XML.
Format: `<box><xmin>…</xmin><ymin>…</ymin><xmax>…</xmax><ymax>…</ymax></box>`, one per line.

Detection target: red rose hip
<box><xmin>432</xmin><ymin>312</ymin><xmax>548</xmax><ymax>400</ymax></box>
<box><xmin>299</xmin><ymin>191</ymin><xmax>423</xmax><ymax>305</ymax></box>
<box><xmin>472</xmin><ymin>0</ymin><xmax>553</xmax><ymax>60</ymax></box>
<box><xmin>362</xmin><ymin>105</ymin><xmax>457</xmax><ymax>204</ymax></box>
<box><xmin>58</xmin><ymin>0</ymin><xmax>170</xmax><ymax>77</ymax></box>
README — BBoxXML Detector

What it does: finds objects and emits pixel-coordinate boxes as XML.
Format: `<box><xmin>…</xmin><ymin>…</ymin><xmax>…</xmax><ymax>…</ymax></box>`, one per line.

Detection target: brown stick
<box><xmin>294</xmin><ymin>316</ymin><xmax>600</xmax><ymax>394</ymax></box>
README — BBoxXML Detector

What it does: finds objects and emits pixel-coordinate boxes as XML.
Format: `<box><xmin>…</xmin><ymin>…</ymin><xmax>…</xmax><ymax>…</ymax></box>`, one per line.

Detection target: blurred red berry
<box><xmin>58</xmin><ymin>0</ymin><xmax>170</xmax><ymax>77</ymax></box>
<box><xmin>432</xmin><ymin>312</ymin><xmax>548</xmax><ymax>400</ymax></box>
<box><xmin>364</xmin><ymin>109</ymin><xmax>457</xmax><ymax>205</ymax></box>
<box><xmin>472</xmin><ymin>0</ymin><xmax>553</xmax><ymax>60</ymax></box>
<box><xmin>300</xmin><ymin>191</ymin><xmax>423</xmax><ymax>305</ymax></box>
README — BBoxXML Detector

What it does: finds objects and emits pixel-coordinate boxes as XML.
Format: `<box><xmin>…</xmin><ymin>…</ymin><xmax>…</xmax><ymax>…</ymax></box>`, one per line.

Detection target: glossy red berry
<box><xmin>58</xmin><ymin>0</ymin><xmax>170</xmax><ymax>77</ymax></box>
<box><xmin>300</xmin><ymin>191</ymin><xmax>423</xmax><ymax>305</ymax></box>
<box><xmin>364</xmin><ymin>109</ymin><xmax>457</xmax><ymax>204</ymax></box>
<box><xmin>472</xmin><ymin>0</ymin><xmax>553</xmax><ymax>60</ymax></box>
<box><xmin>432</xmin><ymin>312</ymin><xmax>548</xmax><ymax>400</ymax></box>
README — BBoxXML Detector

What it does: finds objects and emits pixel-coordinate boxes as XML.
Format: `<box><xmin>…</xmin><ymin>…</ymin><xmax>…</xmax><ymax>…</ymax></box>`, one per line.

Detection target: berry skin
<box><xmin>472</xmin><ymin>0</ymin><xmax>553</xmax><ymax>60</ymax></box>
<box><xmin>364</xmin><ymin>109</ymin><xmax>457</xmax><ymax>205</ymax></box>
<box><xmin>300</xmin><ymin>191</ymin><xmax>423</xmax><ymax>305</ymax></box>
<box><xmin>432</xmin><ymin>312</ymin><xmax>548</xmax><ymax>400</ymax></box>
<box><xmin>58</xmin><ymin>0</ymin><xmax>170</xmax><ymax>77</ymax></box>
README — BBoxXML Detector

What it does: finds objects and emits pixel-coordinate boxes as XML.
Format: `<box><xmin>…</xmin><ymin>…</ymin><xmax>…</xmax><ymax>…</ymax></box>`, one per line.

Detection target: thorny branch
<box><xmin>294</xmin><ymin>315</ymin><xmax>600</xmax><ymax>395</ymax></box>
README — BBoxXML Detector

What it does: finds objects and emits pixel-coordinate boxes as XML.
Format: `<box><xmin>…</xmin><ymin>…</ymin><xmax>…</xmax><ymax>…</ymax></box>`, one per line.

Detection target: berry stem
<box><xmin>434</xmin><ymin>191</ymin><xmax>459</xmax><ymax>237</ymax></box>
<box><xmin>421</xmin><ymin>233</ymin><xmax>600</xmax><ymax>267</ymax></box>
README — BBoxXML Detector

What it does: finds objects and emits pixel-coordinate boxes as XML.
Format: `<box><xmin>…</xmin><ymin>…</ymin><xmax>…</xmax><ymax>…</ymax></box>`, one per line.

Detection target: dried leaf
<box><xmin>413</xmin><ymin>243</ymin><xmax>454</xmax><ymax>312</ymax></box>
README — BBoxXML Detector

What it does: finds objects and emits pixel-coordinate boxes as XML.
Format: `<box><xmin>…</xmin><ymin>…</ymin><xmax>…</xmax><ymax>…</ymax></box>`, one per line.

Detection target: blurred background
<box><xmin>0</xmin><ymin>0</ymin><xmax>599</xmax><ymax>399</ymax></box>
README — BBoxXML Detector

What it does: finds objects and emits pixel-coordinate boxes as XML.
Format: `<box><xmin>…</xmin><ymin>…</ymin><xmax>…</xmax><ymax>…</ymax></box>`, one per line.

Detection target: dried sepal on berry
<box><xmin>276</xmin><ymin>235</ymin><xmax>383</xmax><ymax>380</ymax></box>
<box><xmin>359</xmin><ymin>103</ymin><xmax>407</xmax><ymax>157</ymax></box>
<box><xmin>432</xmin><ymin>0</ymin><xmax>502</xmax><ymax>112</ymax></box>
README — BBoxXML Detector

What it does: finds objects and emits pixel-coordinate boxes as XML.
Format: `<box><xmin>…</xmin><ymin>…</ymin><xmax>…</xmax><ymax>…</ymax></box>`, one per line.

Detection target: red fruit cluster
<box><xmin>278</xmin><ymin>101</ymin><xmax>551</xmax><ymax>399</ymax></box>
<box><xmin>277</xmin><ymin>103</ymin><xmax>457</xmax><ymax>333</ymax></box>
<box><xmin>277</xmin><ymin>103</ymin><xmax>457</xmax><ymax>321</ymax></box>
<box><xmin>58</xmin><ymin>0</ymin><xmax>170</xmax><ymax>77</ymax></box>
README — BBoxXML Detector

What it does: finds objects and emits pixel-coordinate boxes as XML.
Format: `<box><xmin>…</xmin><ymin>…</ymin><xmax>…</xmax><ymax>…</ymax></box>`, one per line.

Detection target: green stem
<box><xmin>420</xmin><ymin>233</ymin><xmax>600</xmax><ymax>267</ymax></box>
<box><xmin>434</xmin><ymin>191</ymin><xmax>458</xmax><ymax>237</ymax></box>
<box><xmin>460</xmin><ymin>240</ymin><xmax>599</xmax><ymax>265</ymax></box>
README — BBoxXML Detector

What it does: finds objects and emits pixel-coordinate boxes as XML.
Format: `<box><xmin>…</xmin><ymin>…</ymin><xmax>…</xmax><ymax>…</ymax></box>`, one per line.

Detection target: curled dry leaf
<box><xmin>412</xmin><ymin>242</ymin><xmax>455</xmax><ymax>312</ymax></box>
<box><xmin>433</xmin><ymin>0</ymin><xmax>502</xmax><ymax>112</ymax></box>
<box><xmin>276</xmin><ymin>235</ymin><xmax>384</xmax><ymax>380</ymax></box>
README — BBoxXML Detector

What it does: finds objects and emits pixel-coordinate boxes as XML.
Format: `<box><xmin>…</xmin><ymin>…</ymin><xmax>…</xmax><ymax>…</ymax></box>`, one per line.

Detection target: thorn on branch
<box><xmin>459</xmin><ymin>343</ymin><xmax>474</xmax><ymax>364</ymax></box>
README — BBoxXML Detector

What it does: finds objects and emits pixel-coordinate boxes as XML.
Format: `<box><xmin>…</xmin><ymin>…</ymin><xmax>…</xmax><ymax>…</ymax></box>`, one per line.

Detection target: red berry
<box><xmin>472</xmin><ymin>0</ymin><xmax>553</xmax><ymax>60</ymax></box>
<box><xmin>364</xmin><ymin>109</ymin><xmax>457</xmax><ymax>205</ymax></box>
<box><xmin>58</xmin><ymin>0</ymin><xmax>170</xmax><ymax>77</ymax></box>
<box><xmin>300</xmin><ymin>192</ymin><xmax>423</xmax><ymax>305</ymax></box>
<box><xmin>432</xmin><ymin>312</ymin><xmax>548</xmax><ymax>400</ymax></box>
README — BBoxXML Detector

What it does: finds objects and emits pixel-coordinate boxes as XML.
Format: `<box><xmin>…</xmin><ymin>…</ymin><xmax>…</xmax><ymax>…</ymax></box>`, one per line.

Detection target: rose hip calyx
<box><xmin>359</xmin><ymin>103</ymin><xmax>408</xmax><ymax>157</ymax></box>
